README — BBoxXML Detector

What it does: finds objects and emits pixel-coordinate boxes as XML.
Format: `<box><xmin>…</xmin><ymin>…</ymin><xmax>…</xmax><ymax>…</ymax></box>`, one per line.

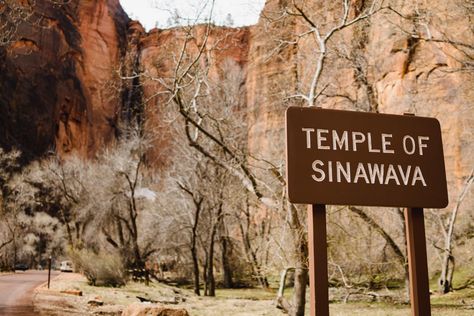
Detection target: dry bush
<box><xmin>69</xmin><ymin>249</ymin><xmax>126</xmax><ymax>287</ymax></box>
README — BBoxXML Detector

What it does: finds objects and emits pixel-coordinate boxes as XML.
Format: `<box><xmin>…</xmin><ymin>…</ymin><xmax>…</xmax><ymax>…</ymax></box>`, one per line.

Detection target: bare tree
<box><xmin>237</xmin><ymin>196</ymin><xmax>272</xmax><ymax>289</ymax></box>
<box><xmin>435</xmin><ymin>169</ymin><xmax>473</xmax><ymax>293</ymax></box>
<box><xmin>91</xmin><ymin>131</ymin><xmax>158</xmax><ymax>272</ymax></box>
<box><xmin>34</xmin><ymin>155</ymin><xmax>95</xmax><ymax>249</ymax></box>
<box><xmin>175</xmin><ymin>158</ymin><xmax>207</xmax><ymax>296</ymax></box>
<box><xmin>25</xmin><ymin>130</ymin><xmax>160</xmax><ymax>280</ymax></box>
<box><xmin>169</xmin><ymin>129</ymin><xmax>238</xmax><ymax>296</ymax></box>
<box><xmin>278</xmin><ymin>0</ymin><xmax>386</xmax><ymax>107</ymax></box>
<box><xmin>115</xmin><ymin>0</ymin><xmax>472</xmax><ymax>312</ymax></box>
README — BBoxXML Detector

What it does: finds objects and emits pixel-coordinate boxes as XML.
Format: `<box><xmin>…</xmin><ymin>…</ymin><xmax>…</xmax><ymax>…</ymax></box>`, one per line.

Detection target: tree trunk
<box><xmin>439</xmin><ymin>253</ymin><xmax>455</xmax><ymax>294</ymax></box>
<box><xmin>291</xmin><ymin>266</ymin><xmax>308</xmax><ymax>316</ymax></box>
<box><xmin>178</xmin><ymin>184</ymin><xmax>203</xmax><ymax>295</ymax></box>
<box><xmin>221</xmin><ymin>236</ymin><xmax>233</xmax><ymax>288</ymax></box>
<box><xmin>395</xmin><ymin>207</ymin><xmax>410</xmax><ymax>302</ymax></box>
<box><xmin>438</xmin><ymin>169</ymin><xmax>473</xmax><ymax>294</ymax></box>
<box><xmin>206</xmin><ymin>201</ymin><xmax>225</xmax><ymax>297</ymax></box>
<box><xmin>202</xmin><ymin>251</ymin><xmax>209</xmax><ymax>296</ymax></box>
<box><xmin>207</xmin><ymin>235</ymin><xmax>216</xmax><ymax>296</ymax></box>
<box><xmin>13</xmin><ymin>238</ymin><xmax>17</xmax><ymax>267</ymax></box>
<box><xmin>447</xmin><ymin>256</ymin><xmax>455</xmax><ymax>291</ymax></box>
<box><xmin>59</xmin><ymin>209</ymin><xmax>74</xmax><ymax>248</ymax></box>
<box><xmin>206</xmin><ymin>216</ymin><xmax>219</xmax><ymax>296</ymax></box>
<box><xmin>404</xmin><ymin>261</ymin><xmax>410</xmax><ymax>302</ymax></box>
<box><xmin>191</xmin><ymin>200</ymin><xmax>202</xmax><ymax>295</ymax></box>
<box><xmin>276</xmin><ymin>267</ymin><xmax>294</xmax><ymax>311</ymax></box>
<box><xmin>276</xmin><ymin>203</ymin><xmax>308</xmax><ymax>316</ymax></box>
<box><xmin>205</xmin><ymin>199</ymin><xmax>225</xmax><ymax>296</ymax></box>
<box><xmin>238</xmin><ymin>213</ymin><xmax>269</xmax><ymax>289</ymax></box>
<box><xmin>258</xmin><ymin>273</ymin><xmax>270</xmax><ymax>289</ymax></box>
<box><xmin>191</xmin><ymin>239</ymin><xmax>200</xmax><ymax>295</ymax></box>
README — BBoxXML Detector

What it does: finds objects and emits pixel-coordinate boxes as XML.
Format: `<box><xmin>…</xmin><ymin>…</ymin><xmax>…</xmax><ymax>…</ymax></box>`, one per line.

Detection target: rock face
<box><xmin>245</xmin><ymin>0</ymin><xmax>473</xmax><ymax>215</ymax></box>
<box><xmin>0</xmin><ymin>0</ymin><xmax>129</xmax><ymax>158</ymax></box>
<box><xmin>0</xmin><ymin>0</ymin><xmax>472</xmax><ymax>213</ymax></box>
<box><xmin>132</xmin><ymin>24</ymin><xmax>250</xmax><ymax>167</ymax></box>
<box><xmin>0</xmin><ymin>1</ymin><xmax>249</xmax><ymax>161</ymax></box>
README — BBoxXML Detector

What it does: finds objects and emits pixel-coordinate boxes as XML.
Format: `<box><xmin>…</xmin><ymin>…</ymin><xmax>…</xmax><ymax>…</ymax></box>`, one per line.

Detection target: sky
<box><xmin>119</xmin><ymin>0</ymin><xmax>266</xmax><ymax>30</ymax></box>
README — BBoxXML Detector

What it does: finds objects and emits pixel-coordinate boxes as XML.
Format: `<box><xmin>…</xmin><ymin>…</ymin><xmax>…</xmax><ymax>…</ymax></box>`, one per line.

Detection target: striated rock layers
<box><xmin>0</xmin><ymin>0</ymin><xmax>472</xmax><ymax>214</ymax></box>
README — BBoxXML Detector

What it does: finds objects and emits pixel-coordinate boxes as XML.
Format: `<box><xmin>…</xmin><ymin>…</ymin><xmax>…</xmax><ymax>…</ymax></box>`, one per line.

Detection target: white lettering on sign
<box><xmin>354</xmin><ymin>163</ymin><xmax>369</xmax><ymax>183</ymax></box>
<box><xmin>328</xmin><ymin>161</ymin><xmax>333</xmax><ymax>182</ymax></box>
<box><xmin>317</xmin><ymin>129</ymin><xmax>330</xmax><ymax>150</ymax></box>
<box><xmin>312</xmin><ymin>160</ymin><xmax>325</xmax><ymax>182</ymax></box>
<box><xmin>352</xmin><ymin>132</ymin><xmax>365</xmax><ymax>152</ymax></box>
<box><xmin>302</xmin><ymin>128</ymin><xmax>431</xmax><ymax>187</ymax></box>
<box><xmin>367</xmin><ymin>133</ymin><xmax>381</xmax><ymax>153</ymax></box>
<box><xmin>418</xmin><ymin>136</ymin><xmax>429</xmax><ymax>155</ymax></box>
<box><xmin>311</xmin><ymin>161</ymin><xmax>427</xmax><ymax>187</ymax></box>
<box><xmin>385</xmin><ymin>165</ymin><xmax>400</xmax><ymax>185</ymax></box>
<box><xmin>403</xmin><ymin>135</ymin><xmax>416</xmax><ymax>155</ymax></box>
<box><xmin>302</xmin><ymin>128</ymin><xmax>314</xmax><ymax>149</ymax></box>
<box><xmin>381</xmin><ymin>134</ymin><xmax>395</xmax><ymax>154</ymax></box>
<box><xmin>398</xmin><ymin>165</ymin><xmax>412</xmax><ymax>185</ymax></box>
<box><xmin>337</xmin><ymin>161</ymin><xmax>351</xmax><ymax>183</ymax></box>
<box><xmin>412</xmin><ymin>166</ymin><xmax>427</xmax><ymax>186</ymax></box>
<box><xmin>403</xmin><ymin>135</ymin><xmax>430</xmax><ymax>155</ymax></box>
<box><xmin>302</xmin><ymin>129</ymin><xmax>400</xmax><ymax>153</ymax></box>
<box><xmin>368</xmin><ymin>163</ymin><xmax>384</xmax><ymax>184</ymax></box>
<box><xmin>332</xmin><ymin>130</ymin><xmax>349</xmax><ymax>151</ymax></box>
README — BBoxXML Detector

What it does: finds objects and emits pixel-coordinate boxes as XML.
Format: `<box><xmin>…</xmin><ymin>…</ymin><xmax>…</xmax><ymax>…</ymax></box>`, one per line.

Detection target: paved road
<box><xmin>0</xmin><ymin>270</ymin><xmax>59</xmax><ymax>316</ymax></box>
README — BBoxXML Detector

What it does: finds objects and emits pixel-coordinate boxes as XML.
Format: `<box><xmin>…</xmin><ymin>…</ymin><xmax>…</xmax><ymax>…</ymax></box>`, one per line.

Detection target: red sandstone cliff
<box><xmin>0</xmin><ymin>1</ymin><xmax>248</xmax><ymax>160</ymax></box>
<box><xmin>135</xmin><ymin>24</ymin><xmax>250</xmax><ymax>166</ymax></box>
<box><xmin>0</xmin><ymin>0</ymin><xmax>472</xmax><ymax>214</ymax></box>
<box><xmin>246</xmin><ymin>0</ymin><xmax>473</xmax><ymax>214</ymax></box>
<box><xmin>0</xmin><ymin>0</ymin><xmax>129</xmax><ymax>158</ymax></box>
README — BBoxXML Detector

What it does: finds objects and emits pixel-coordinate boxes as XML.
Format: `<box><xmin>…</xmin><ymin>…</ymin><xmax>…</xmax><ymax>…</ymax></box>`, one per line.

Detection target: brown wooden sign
<box><xmin>286</xmin><ymin>107</ymin><xmax>448</xmax><ymax>208</ymax></box>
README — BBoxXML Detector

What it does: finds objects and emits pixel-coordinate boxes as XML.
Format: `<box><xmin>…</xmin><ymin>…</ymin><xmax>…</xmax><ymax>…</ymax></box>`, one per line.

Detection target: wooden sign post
<box><xmin>285</xmin><ymin>107</ymin><xmax>448</xmax><ymax>316</ymax></box>
<box><xmin>405</xmin><ymin>207</ymin><xmax>431</xmax><ymax>316</ymax></box>
<box><xmin>308</xmin><ymin>204</ymin><xmax>329</xmax><ymax>316</ymax></box>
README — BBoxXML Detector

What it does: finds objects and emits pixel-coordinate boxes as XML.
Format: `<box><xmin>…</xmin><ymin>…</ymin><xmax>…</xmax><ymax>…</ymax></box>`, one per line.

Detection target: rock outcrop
<box><xmin>133</xmin><ymin>25</ymin><xmax>250</xmax><ymax>166</ymax></box>
<box><xmin>0</xmin><ymin>0</ymin><xmax>472</xmax><ymax>213</ymax></box>
<box><xmin>245</xmin><ymin>0</ymin><xmax>473</xmax><ymax>215</ymax></box>
<box><xmin>0</xmin><ymin>0</ymin><xmax>129</xmax><ymax>158</ymax></box>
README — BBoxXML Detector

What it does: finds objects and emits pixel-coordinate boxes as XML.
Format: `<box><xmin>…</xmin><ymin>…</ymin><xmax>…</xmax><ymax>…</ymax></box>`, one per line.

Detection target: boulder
<box><xmin>88</xmin><ymin>296</ymin><xmax>104</xmax><ymax>306</ymax></box>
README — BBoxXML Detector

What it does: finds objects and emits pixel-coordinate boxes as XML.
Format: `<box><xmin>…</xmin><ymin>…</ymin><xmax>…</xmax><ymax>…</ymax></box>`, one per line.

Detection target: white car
<box><xmin>59</xmin><ymin>260</ymin><xmax>73</xmax><ymax>272</ymax></box>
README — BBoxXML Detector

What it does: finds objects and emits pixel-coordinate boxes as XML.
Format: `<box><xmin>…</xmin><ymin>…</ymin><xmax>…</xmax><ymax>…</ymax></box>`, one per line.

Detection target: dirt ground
<box><xmin>34</xmin><ymin>273</ymin><xmax>474</xmax><ymax>316</ymax></box>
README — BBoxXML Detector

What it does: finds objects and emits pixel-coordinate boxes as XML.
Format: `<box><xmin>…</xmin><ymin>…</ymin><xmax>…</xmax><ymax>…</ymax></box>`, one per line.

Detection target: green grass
<box><xmin>452</xmin><ymin>264</ymin><xmax>474</xmax><ymax>289</ymax></box>
<box><xmin>430</xmin><ymin>262</ymin><xmax>474</xmax><ymax>292</ymax></box>
<box><xmin>431</xmin><ymin>287</ymin><xmax>474</xmax><ymax>306</ymax></box>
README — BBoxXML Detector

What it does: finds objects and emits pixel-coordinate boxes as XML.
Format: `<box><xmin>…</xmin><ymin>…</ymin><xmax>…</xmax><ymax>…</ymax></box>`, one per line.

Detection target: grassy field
<box><xmin>34</xmin><ymin>273</ymin><xmax>474</xmax><ymax>316</ymax></box>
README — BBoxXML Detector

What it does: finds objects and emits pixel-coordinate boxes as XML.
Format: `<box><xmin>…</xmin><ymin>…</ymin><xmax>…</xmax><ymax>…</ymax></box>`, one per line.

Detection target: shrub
<box><xmin>69</xmin><ymin>249</ymin><xmax>126</xmax><ymax>287</ymax></box>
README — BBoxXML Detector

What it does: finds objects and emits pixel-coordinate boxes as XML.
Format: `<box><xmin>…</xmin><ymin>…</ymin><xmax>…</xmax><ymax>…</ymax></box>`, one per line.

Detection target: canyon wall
<box><xmin>0</xmin><ymin>0</ymin><xmax>472</xmax><ymax>216</ymax></box>
<box><xmin>0</xmin><ymin>0</ymin><xmax>129</xmax><ymax>158</ymax></box>
<box><xmin>246</xmin><ymin>0</ymin><xmax>473</xmax><ymax>216</ymax></box>
<box><xmin>131</xmin><ymin>24</ymin><xmax>250</xmax><ymax>166</ymax></box>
